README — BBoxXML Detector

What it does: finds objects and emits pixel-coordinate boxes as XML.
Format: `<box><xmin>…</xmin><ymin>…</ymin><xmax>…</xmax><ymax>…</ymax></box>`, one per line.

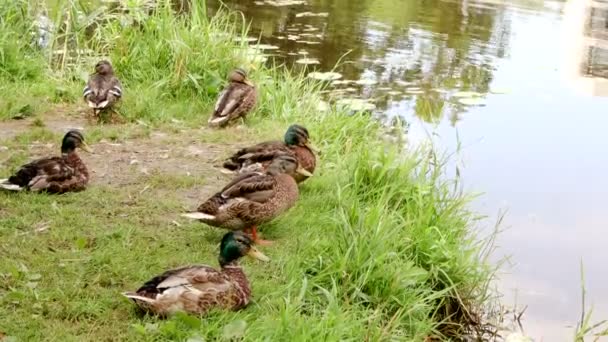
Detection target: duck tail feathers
<box><xmin>181</xmin><ymin>212</ymin><xmax>215</xmax><ymax>220</ymax></box>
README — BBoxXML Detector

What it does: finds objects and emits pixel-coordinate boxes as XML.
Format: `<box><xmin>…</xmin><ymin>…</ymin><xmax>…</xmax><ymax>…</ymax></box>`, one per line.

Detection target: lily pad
<box><xmin>452</xmin><ymin>91</ymin><xmax>482</xmax><ymax>98</ymax></box>
<box><xmin>308</xmin><ymin>71</ymin><xmax>342</xmax><ymax>81</ymax></box>
<box><xmin>457</xmin><ymin>97</ymin><xmax>485</xmax><ymax>106</ymax></box>
<box><xmin>295</xmin><ymin>12</ymin><xmax>329</xmax><ymax>18</ymax></box>
<box><xmin>404</xmin><ymin>88</ymin><xmax>424</xmax><ymax>95</ymax></box>
<box><xmin>251</xmin><ymin>44</ymin><xmax>279</xmax><ymax>50</ymax></box>
<box><xmin>490</xmin><ymin>87</ymin><xmax>510</xmax><ymax>94</ymax></box>
<box><xmin>336</xmin><ymin>98</ymin><xmax>376</xmax><ymax>112</ymax></box>
<box><xmin>355</xmin><ymin>79</ymin><xmax>377</xmax><ymax>86</ymax></box>
<box><xmin>235</xmin><ymin>37</ymin><xmax>258</xmax><ymax>43</ymax></box>
<box><xmin>296</xmin><ymin>58</ymin><xmax>320</xmax><ymax>65</ymax></box>
<box><xmin>395</xmin><ymin>80</ymin><xmax>413</xmax><ymax>86</ymax></box>
<box><xmin>240</xmin><ymin>48</ymin><xmax>268</xmax><ymax>64</ymax></box>
<box><xmin>264</xmin><ymin>0</ymin><xmax>306</xmax><ymax>6</ymax></box>
<box><xmin>331</xmin><ymin>80</ymin><xmax>352</xmax><ymax>85</ymax></box>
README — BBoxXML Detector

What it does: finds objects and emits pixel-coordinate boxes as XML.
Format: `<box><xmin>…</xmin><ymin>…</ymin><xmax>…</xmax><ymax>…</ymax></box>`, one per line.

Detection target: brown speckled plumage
<box><xmin>0</xmin><ymin>130</ymin><xmax>91</xmax><ymax>193</ymax></box>
<box><xmin>126</xmin><ymin>264</ymin><xmax>251</xmax><ymax>316</ymax></box>
<box><xmin>124</xmin><ymin>232</ymin><xmax>267</xmax><ymax>316</ymax></box>
<box><xmin>208</xmin><ymin>69</ymin><xmax>257</xmax><ymax>127</ymax></box>
<box><xmin>223</xmin><ymin>125</ymin><xmax>317</xmax><ymax>183</ymax></box>
<box><xmin>197</xmin><ymin>162</ymin><xmax>300</xmax><ymax>231</ymax></box>
<box><xmin>83</xmin><ymin>60</ymin><xmax>122</xmax><ymax>118</ymax></box>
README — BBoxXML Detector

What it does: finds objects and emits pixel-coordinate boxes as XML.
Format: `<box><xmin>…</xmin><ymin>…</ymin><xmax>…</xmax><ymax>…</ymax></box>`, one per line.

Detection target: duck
<box><xmin>83</xmin><ymin>60</ymin><xmax>122</xmax><ymax>119</ymax></box>
<box><xmin>123</xmin><ymin>231</ymin><xmax>269</xmax><ymax>316</ymax></box>
<box><xmin>0</xmin><ymin>130</ymin><xmax>92</xmax><ymax>193</ymax></box>
<box><xmin>222</xmin><ymin>124</ymin><xmax>318</xmax><ymax>183</ymax></box>
<box><xmin>208</xmin><ymin>68</ymin><xmax>257</xmax><ymax>127</ymax></box>
<box><xmin>181</xmin><ymin>154</ymin><xmax>312</xmax><ymax>244</ymax></box>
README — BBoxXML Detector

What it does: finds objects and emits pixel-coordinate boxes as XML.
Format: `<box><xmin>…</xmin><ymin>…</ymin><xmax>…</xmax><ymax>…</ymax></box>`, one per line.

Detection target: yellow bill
<box><xmin>80</xmin><ymin>142</ymin><xmax>93</xmax><ymax>153</ymax></box>
<box><xmin>305</xmin><ymin>142</ymin><xmax>321</xmax><ymax>154</ymax></box>
<box><xmin>247</xmin><ymin>247</ymin><xmax>270</xmax><ymax>262</ymax></box>
<box><xmin>296</xmin><ymin>166</ymin><xmax>313</xmax><ymax>177</ymax></box>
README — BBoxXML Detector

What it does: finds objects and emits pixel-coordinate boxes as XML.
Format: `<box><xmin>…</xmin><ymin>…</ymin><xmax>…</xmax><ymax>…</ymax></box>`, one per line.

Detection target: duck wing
<box><xmin>7</xmin><ymin>156</ymin><xmax>75</xmax><ymax>191</ymax></box>
<box><xmin>223</xmin><ymin>141</ymin><xmax>290</xmax><ymax>170</ymax></box>
<box><xmin>83</xmin><ymin>75</ymin><xmax>122</xmax><ymax>108</ymax></box>
<box><xmin>135</xmin><ymin>265</ymin><xmax>228</xmax><ymax>298</ymax></box>
<box><xmin>209</xmin><ymin>83</ymin><xmax>255</xmax><ymax>127</ymax></box>
<box><xmin>102</xmin><ymin>77</ymin><xmax>122</xmax><ymax>108</ymax></box>
<box><xmin>220</xmin><ymin>172</ymin><xmax>276</xmax><ymax>203</ymax></box>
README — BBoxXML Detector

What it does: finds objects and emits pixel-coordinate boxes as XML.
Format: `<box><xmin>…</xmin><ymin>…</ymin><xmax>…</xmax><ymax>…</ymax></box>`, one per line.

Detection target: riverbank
<box><xmin>0</xmin><ymin>1</ymin><xmax>496</xmax><ymax>340</ymax></box>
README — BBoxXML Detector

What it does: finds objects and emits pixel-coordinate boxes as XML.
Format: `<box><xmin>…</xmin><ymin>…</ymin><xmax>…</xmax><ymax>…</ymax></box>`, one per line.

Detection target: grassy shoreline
<box><xmin>0</xmin><ymin>1</ymin><xmax>496</xmax><ymax>340</ymax></box>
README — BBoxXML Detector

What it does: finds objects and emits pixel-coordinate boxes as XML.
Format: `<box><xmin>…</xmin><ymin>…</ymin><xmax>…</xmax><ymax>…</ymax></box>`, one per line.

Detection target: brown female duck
<box><xmin>222</xmin><ymin>124</ymin><xmax>318</xmax><ymax>183</ymax></box>
<box><xmin>123</xmin><ymin>231</ymin><xmax>269</xmax><ymax>316</ymax></box>
<box><xmin>208</xmin><ymin>68</ymin><xmax>257</xmax><ymax>127</ymax></box>
<box><xmin>0</xmin><ymin>130</ymin><xmax>92</xmax><ymax>193</ymax></box>
<box><xmin>182</xmin><ymin>154</ymin><xmax>312</xmax><ymax>244</ymax></box>
<box><xmin>83</xmin><ymin>60</ymin><xmax>122</xmax><ymax>118</ymax></box>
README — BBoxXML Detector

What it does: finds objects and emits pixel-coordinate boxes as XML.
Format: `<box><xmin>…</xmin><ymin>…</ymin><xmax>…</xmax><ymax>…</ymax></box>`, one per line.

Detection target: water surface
<box><xmin>206</xmin><ymin>0</ymin><xmax>608</xmax><ymax>339</ymax></box>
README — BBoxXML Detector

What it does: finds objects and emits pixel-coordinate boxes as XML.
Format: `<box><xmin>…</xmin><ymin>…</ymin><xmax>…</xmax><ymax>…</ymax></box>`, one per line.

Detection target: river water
<box><xmin>204</xmin><ymin>0</ymin><xmax>608</xmax><ymax>340</ymax></box>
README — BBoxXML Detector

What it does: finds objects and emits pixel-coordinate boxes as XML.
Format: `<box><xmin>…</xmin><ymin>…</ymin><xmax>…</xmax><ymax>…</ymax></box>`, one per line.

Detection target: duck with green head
<box><xmin>222</xmin><ymin>124</ymin><xmax>319</xmax><ymax>183</ymax></box>
<box><xmin>123</xmin><ymin>231</ymin><xmax>269</xmax><ymax>316</ymax></box>
<box><xmin>208</xmin><ymin>68</ymin><xmax>257</xmax><ymax>127</ymax></box>
<box><xmin>182</xmin><ymin>154</ymin><xmax>312</xmax><ymax>244</ymax></box>
<box><xmin>0</xmin><ymin>130</ymin><xmax>92</xmax><ymax>193</ymax></box>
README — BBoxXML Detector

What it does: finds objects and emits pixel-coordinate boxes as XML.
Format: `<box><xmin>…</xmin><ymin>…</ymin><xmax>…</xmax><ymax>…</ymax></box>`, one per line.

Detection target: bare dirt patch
<box><xmin>0</xmin><ymin>115</ymin><xmax>242</xmax><ymax>208</ymax></box>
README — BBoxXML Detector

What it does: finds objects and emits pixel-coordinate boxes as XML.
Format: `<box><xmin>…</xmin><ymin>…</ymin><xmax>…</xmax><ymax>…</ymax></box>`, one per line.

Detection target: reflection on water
<box><xmin>205</xmin><ymin>0</ymin><xmax>608</xmax><ymax>340</ymax></box>
<box><xmin>563</xmin><ymin>0</ymin><xmax>608</xmax><ymax>96</ymax></box>
<box><xmin>208</xmin><ymin>0</ymin><xmax>513</xmax><ymax>126</ymax></box>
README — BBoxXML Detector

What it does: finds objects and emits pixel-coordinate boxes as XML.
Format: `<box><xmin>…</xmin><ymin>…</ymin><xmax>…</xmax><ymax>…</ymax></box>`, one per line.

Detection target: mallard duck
<box><xmin>182</xmin><ymin>154</ymin><xmax>312</xmax><ymax>244</ymax></box>
<box><xmin>208</xmin><ymin>68</ymin><xmax>257</xmax><ymax>127</ymax></box>
<box><xmin>222</xmin><ymin>124</ymin><xmax>318</xmax><ymax>183</ymax></box>
<box><xmin>0</xmin><ymin>130</ymin><xmax>92</xmax><ymax>193</ymax></box>
<box><xmin>123</xmin><ymin>231</ymin><xmax>269</xmax><ymax>316</ymax></box>
<box><xmin>83</xmin><ymin>60</ymin><xmax>122</xmax><ymax>118</ymax></box>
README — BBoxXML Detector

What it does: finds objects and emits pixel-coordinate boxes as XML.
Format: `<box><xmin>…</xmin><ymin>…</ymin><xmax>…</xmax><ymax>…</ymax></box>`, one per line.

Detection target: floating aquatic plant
<box><xmin>296</xmin><ymin>58</ymin><xmax>320</xmax><ymax>65</ymax></box>
<box><xmin>308</xmin><ymin>71</ymin><xmax>342</xmax><ymax>81</ymax></box>
<box><xmin>295</xmin><ymin>12</ymin><xmax>329</xmax><ymax>18</ymax></box>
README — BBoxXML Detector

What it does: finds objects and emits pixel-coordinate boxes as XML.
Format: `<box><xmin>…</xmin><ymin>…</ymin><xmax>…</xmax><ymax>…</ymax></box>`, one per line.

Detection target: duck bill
<box><xmin>244</xmin><ymin>79</ymin><xmax>254</xmax><ymax>87</ymax></box>
<box><xmin>305</xmin><ymin>142</ymin><xmax>321</xmax><ymax>154</ymax></box>
<box><xmin>296</xmin><ymin>166</ymin><xmax>313</xmax><ymax>177</ymax></box>
<box><xmin>80</xmin><ymin>142</ymin><xmax>93</xmax><ymax>153</ymax></box>
<box><xmin>247</xmin><ymin>247</ymin><xmax>270</xmax><ymax>262</ymax></box>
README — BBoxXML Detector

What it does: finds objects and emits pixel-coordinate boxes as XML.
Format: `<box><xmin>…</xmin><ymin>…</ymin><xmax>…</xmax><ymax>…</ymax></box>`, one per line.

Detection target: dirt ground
<box><xmin>0</xmin><ymin>112</ymin><xmax>246</xmax><ymax>208</ymax></box>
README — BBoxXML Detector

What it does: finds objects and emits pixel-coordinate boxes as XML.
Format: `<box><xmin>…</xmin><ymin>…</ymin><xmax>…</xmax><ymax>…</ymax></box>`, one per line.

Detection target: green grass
<box><xmin>0</xmin><ymin>0</ymin><xmax>496</xmax><ymax>340</ymax></box>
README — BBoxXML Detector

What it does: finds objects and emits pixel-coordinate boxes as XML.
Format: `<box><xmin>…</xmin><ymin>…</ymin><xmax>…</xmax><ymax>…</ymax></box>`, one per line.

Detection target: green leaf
<box><xmin>75</xmin><ymin>237</ymin><xmax>87</xmax><ymax>250</ymax></box>
<box><xmin>175</xmin><ymin>312</ymin><xmax>202</xmax><ymax>329</ymax></box>
<box><xmin>222</xmin><ymin>320</ymin><xmax>247</xmax><ymax>340</ymax></box>
<box><xmin>131</xmin><ymin>323</ymin><xmax>147</xmax><ymax>335</ymax></box>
